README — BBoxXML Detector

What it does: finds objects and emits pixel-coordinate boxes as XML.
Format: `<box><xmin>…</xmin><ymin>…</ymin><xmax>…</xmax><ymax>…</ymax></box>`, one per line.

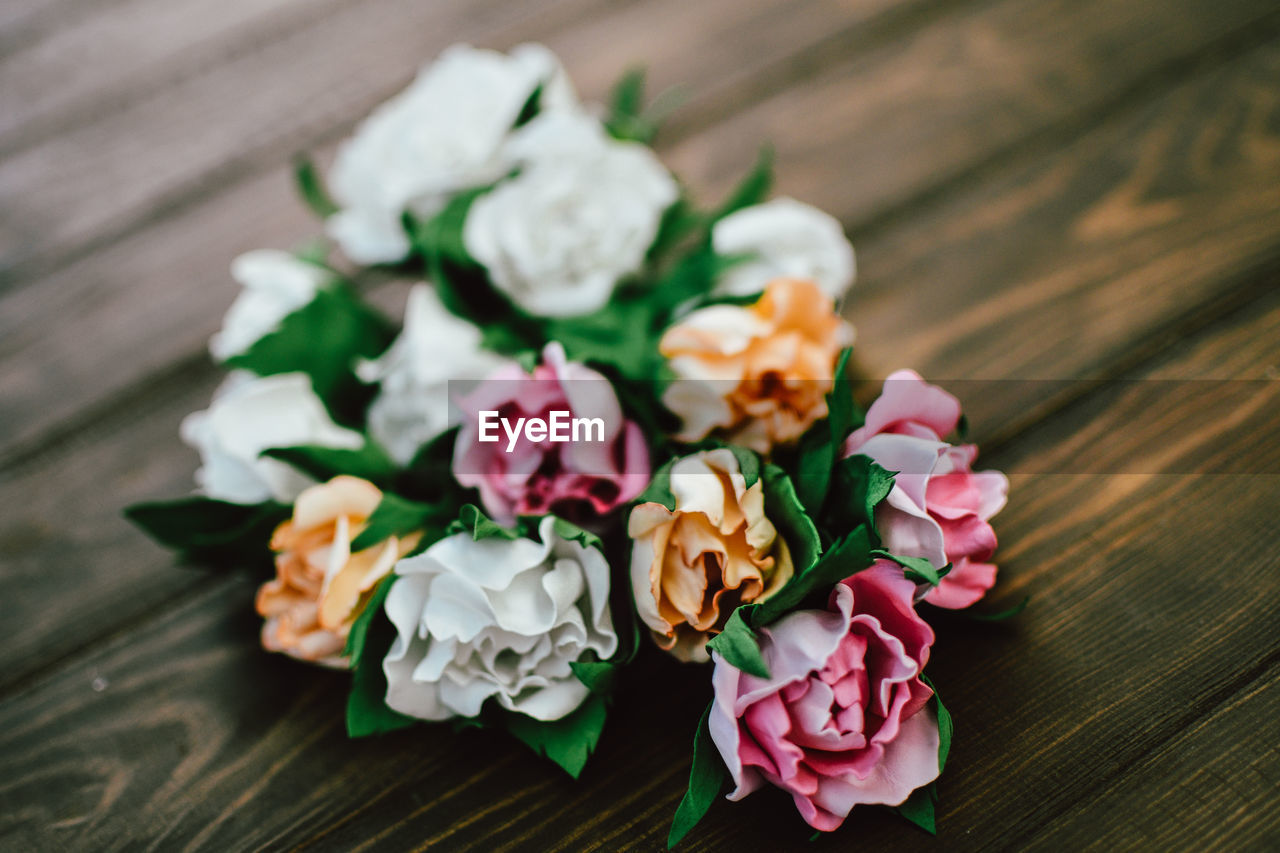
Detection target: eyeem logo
<box><xmin>478</xmin><ymin>410</ymin><xmax>606</xmax><ymax>453</ymax></box>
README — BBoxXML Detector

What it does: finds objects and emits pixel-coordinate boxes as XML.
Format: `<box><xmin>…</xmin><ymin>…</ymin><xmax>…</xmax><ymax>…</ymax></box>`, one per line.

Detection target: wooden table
<box><xmin>3</xmin><ymin>0</ymin><xmax>1279</xmax><ymax>849</ymax></box>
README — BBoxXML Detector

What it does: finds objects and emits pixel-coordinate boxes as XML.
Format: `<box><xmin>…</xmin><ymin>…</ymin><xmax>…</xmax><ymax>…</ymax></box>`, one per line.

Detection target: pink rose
<box><xmin>844</xmin><ymin>370</ymin><xmax>1008</xmax><ymax>609</ymax></box>
<box><xmin>453</xmin><ymin>342</ymin><xmax>650</xmax><ymax>525</ymax></box>
<box><xmin>709</xmin><ymin>561</ymin><xmax>941</xmax><ymax>831</ymax></box>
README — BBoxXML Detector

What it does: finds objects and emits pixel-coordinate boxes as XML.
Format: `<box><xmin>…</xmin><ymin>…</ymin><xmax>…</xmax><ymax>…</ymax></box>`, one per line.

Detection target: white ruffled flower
<box><xmin>209</xmin><ymin>250</ymin><xmax>329</xmax><ymax>361</ymax></box>
<box><xmin>383</xmin><ymin>516</ymin><xmax>618</xmax><ymax>722</ymax></box>
<box><xmin>464</xmin><ymin>111</ymin><xmax>679</xmax><ymax>317</ymax></box>
<box><xmin>180</xmin><ymin>372</ymin><xmax>364</xmax><ymax>504</ymax></box>
<box><xmin>326</xmin><ymin>43</ymin><xmax>576</xmax><ymax>265</ymax></box>
<box><xmin>356</xmin><ymin>284</ymin><xmax>508</xmax><ymax>464</ymax></box>
<box><xmin>712</xmin><ymin>198</ymin><xmax>856</xmax><ymax>301</ymax></box>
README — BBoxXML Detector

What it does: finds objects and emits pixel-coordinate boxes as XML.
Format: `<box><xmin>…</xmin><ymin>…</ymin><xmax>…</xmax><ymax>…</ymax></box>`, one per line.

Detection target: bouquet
<box><xmin>127</xmin><ymin>43</ymin><xmax>1014</xmax><ymax>846</ymax></box>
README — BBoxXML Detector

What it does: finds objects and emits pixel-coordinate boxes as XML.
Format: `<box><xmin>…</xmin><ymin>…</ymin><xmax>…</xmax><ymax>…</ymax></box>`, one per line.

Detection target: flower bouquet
<box><xmin>127</xmin><ymin>43</ymin><xmax>1014</xmax><ymax>846</ymax></box>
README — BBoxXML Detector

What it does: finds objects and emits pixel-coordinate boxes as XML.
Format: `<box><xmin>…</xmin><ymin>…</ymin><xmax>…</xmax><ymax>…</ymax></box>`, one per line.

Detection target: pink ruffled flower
<box><xmin>453</xmin><ymin>342</ymin><xmax>650</xmax><ymax>525</ymax></box>
<box><xmin>844</xmin><ymin>370</ymin><xmax>1008</xmax><ymax>609</ymax></box>
<box><xmin>709</xmin><ymin>561</ymin><xmax>940</xmax><ymax>832</ymax></box>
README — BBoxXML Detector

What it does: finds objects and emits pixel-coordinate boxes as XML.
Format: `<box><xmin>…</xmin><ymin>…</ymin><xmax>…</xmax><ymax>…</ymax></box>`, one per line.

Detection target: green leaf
<box><xmin>726</xmin><ymin>445</ymin><xmax>760</xmax><ymax>489</ymax></box>
<box><xmin>262</xmin><ymin>441</ymin><xmax>397</xmax><ymax>486</ymax></box>
<box><xmin>549</xmin><ymin>516</ymin><xmax>605</xmax><ymax>554</ymax></box>
<box><xmin>752</xmin><ymin>525</ymin><xmax>875</xmax><ymax>627</ymax></box>
<box><xmin>705</xmin><ymin>608</ymin><xmax>770</xmax><ymax>678</ymax></box>
<box><xmin>569</xmin><ymin>660</ymin><xmax>618</xmax><ymax>695</ymax></box>
<box><xmin>609</xmin><ymin>67</ymin><xmax>646</xmax><ymax>122</ymax></box>
<box><xmin>224</xmin><ymin>285</ymin><xmax>395</xmax><ymax>426</ymax></box>
<box><xmin>636</xmin><ymin>457</ymin><xmax>678</xmax><ymax>510</ymax></box>
<box><xmin>668</xmin><ymin>703</ymin><xmax>730</xmax><ymax>848</ymax></box>
<box><xmin>124</xmin><ymin>497</ymin><xmax>288</xmax><ymax>571</ymax></box>
<box><xmin>504</xmin><ymin>692</ymin><xmax>608</xmax><ymax>779</ymax></box>
<box><xmin>789</xmin><ymin>347</ymin><xmax>864</xmax><ymax>518</ymax></box>
<box><xmin>873</xmin><ymin>550</ymin><xmax>948</xmax><ymax>586</ymax></box>
<box><xmin>825</xmin><ymin>454</ymin><xmax>895</xmax><ymax>542</ymax></box>
<box><xmin>894</xmin><ymin>784</ymin><xmax>937</xmax><ymax>835</ymax></box>
<box><xmin>446</xmin><ymin>504</ymin><xmax>520</xmax><ymax>541</ymax></box>
<box><xmin>345</xmin><ymin>574</ymin><xmax>417</xmax><ymax>737</ymax></box>
<box><xmin>761</xmin><ymin>464</ymin><xmax>822</xmax><ymax>575</ymax></box>
<box><xmin>825</xmin><ymin>347</ymin><xmax>861</xmax><ymax>449</ymax></box>
<box><xmin>963</xmin><ymin>594</ymin><xmax>1030</xmax><ymax>622</ymax></box>
<box><xmin>544</xmin><ymin>294</ymin><xmax>660</xmax><ymax>377</ymax></box>
<box><xmin>923</xmin><ymin>675</ymin><xmax>953</xmax><ymax>773</ymax></box>
<box><xmin>514</xmin><ymin>82</ymin><xmax>543</xmax><ymax>128</ymax></box>
<box><xmin>710</xmin><ymin>145</ymin><xmax>773</xmax><ymax>223</ymax></box>
<box><xmin>293</xmin><ymin>154</ymin><xmax>338</xmax><ymax>218</ymax></box>
<box><xmin>347</xmin><ymin>492</ymin><xmax>443</xmax><ymax>553</ymax></box>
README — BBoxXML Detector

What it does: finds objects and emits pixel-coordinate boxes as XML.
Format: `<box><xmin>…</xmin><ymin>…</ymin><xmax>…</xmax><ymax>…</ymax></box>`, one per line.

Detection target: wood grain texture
<box><xmin>0</xmin><ymin>0</ymin><xmax>912</xmax><ymax>465</ymax></box>
<box><xmin>3</xmin><ymin>267</ymin><xmax>1278</xmax><ymax>852</ymax></box>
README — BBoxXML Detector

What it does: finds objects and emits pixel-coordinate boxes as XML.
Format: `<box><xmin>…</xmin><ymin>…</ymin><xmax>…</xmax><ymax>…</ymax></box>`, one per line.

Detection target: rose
<box><xmin>382</xmin><ymin>515</ymin><xmax>617</xmax><ymax>721</ymax></box>
<box><xmin>180</xmin><ymin>372</ymin><xmax>364</xmax><ymax>504</ymax></box>
<box><xmin>255</xmin><ymin>476</ymin><xmax>420</xmax><ymax>666</ymax></box>
<box><xmin>660</xmin><ymin>278</ymin><xmax>855</xmax><ymax>453</ymax></box>
<box><xmin>709</xmin><ymin>560</ymin><xmax>940</xmax><ymax>831</ymax></box>
<box><xmin>357</xmin><ymin>284</ymin><xmax>509</xmax><ymax>464</ymax></box>
<box><xmin>843</xmin><ymin>370</ymin><xmax>1009</xmax><ymax>609</ymax></box>
<box><xmin>463</xmin><ymin>111</ymin><xmax>679</xmax><ymax>317</ymax></box>
<box><xmin>326</xmin><ymin>43</ymin><xmax>576</xmax><ymax>264</ymax></box>
<box><xmin>628</xmin><ymin>448</ymin><xmax>794</xmax><ymax>661</ymax></box>
<box><xmin>452</xmin><ymin>342</ymin><xmax>649</xmax><ymax>526</ymax></box>
<box><xmin>712</xmin><ymin>198</ymin><xmax>856</xmax><ymax>301</ymax></box>
<box><xmin>209</xmin><ymin>250</ymin><xmax>328</xmax><ymax>361</ymax></box>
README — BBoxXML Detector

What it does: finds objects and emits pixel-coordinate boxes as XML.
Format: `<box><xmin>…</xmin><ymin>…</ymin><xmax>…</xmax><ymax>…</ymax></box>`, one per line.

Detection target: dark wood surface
<box><xmin>2</xmin><ymin>0</ymin><xmax>1278</xmax><ymax>849</ymax></box>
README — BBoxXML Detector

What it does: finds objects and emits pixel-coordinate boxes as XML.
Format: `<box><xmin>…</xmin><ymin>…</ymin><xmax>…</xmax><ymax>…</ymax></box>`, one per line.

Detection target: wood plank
<box><xmin>2</xmin><ymin>250</ymin><xmax>1277</xmax><ymax>851</ymax></box>
<box><xmin>0</xmin><ymin>0</ymin><xmax>350</xmax><ymax>154</ymax></box>
<box><xmin>0</xmin><ymin>0</ymin><xmax>902</xmax><ymax>287</ymax></box>
<box><xmin>0</xmin><ymin>0</ymin><xmax>916</xmax><ymax>465</ymax></box>
<box><xmin>1024</xmin><ymin>666</ymin><xmax>1280</xmax><ymax>852</ymax></box>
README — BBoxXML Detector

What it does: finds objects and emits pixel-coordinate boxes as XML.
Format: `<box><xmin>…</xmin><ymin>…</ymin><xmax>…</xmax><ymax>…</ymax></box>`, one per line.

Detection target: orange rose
<box><xmin>628</xmin><ymin>449</ymin><xmax>794</xmax><ymax>661</ymax></box>
<box><xmin>660</xmin><ymin>277</ymin><xmax>853</xmax><ymax>453</ymax></box>
<box><xmin>256</xmin><ymin>476</ymin><xmax>420</xmax><ymax>667</ymax></box>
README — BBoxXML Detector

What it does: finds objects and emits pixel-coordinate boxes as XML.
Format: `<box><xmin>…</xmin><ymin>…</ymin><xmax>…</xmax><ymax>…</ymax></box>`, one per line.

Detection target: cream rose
<box><xmin>356</xmin><ymin>284</ymin><xmax>509</xmax><ymax>464</ymax></box>
<box><xmin>628</xmin><ymin>449</ymin><xmax>794</xmax><ymax>662</ymax></box>
<box><xmin>180</xmin><ymin>372</ymin><xmax>364</xmax><ymax>504</ymax></box>
<box><xmin>256</xmin><ymin>476</ymin><xmax>420</xmax><ymax>667</ymax></box>
<box><xmin>660</xmin><ymin>278</ymin><xmax>855</xmax><ymax>453</ymax></box>
<box><xmin>382</xmin><ymin>515</ymin><xmax>617</xmax><ymax>721</ymax></box>
<box><xmin>463</xmin><ymin>111</ymin><xmax>679</xmax><ymax>317</ymax></box>
<box><xmin>327</xmin><ymin>43</ymin><xmax>576</xmax><ymax>264</ymax></box>
<box><xmin>209</xmin><ymin>250</ymin><xmax>329</xmax><ymax>361</ymax></box>
<box><xmin>712</xmin><ymin>198</ymin><xmax>856</xmax><ymax>301</ymax></box>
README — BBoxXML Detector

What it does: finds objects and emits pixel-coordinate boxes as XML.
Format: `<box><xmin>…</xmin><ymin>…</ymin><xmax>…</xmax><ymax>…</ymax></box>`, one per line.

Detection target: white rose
<box><xmin>712</xmin><ymin>197</ymin><xmax>856</xmax><ymax>301</ymax></box>
<box><xmin>326</xmin><ymin>43</ymin><xmax>576</xmax><ymax>265</ymax></box>
<box><xmin>383</xmin><ymin>515</ymin><xmax>618</xmax><ymax>722</ymax></box>
<box><xmin>463</xmin><ymin>111</ymin><xmax>679</xmax><ymax>317</ymax></box>
<box><xmin>356</xmin><ymin>284</ymin><xmax>508</xmax><ymax>464</ymax></box>
<box><xmin>208</xmin><ymin>250</ymin><xmax>329</xmax><ymax>361</ymax></box>
<box><xmin>180</xmin><ymin>372</ymin><xmax>364</xmax><ymax>504</ymax></box>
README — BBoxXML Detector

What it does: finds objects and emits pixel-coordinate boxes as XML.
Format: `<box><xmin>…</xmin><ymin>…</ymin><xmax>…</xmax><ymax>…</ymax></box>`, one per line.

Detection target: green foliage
<box><xmin>293</xmin><ymin>155</ymin><xmax>338</xmax><ymax>218</ymax></box>
<box><xmin>124</xmin><ymin>497</ymin><xmax>288</xmax><ymax>572</ymax></box>
<box><xmin>224</xmin><ymin>285</ymin><xmax>395</xmax><ymax>427</ymax></box>
<box><xmin>760</xmin><ymin>464</ymin><xmax>822</xmax><ymax>576</ymax></box>
<box><xmin>348</xmin><ymin>492</ymin><xmax>452</xmax><ymax>553</ymax></box>
<box><xmin>345</xmin><ymin>575</ymin><xmax>417</xmax><ymax>737</ymax></box>
<box><xmin>891</xmin><ymin>677</ymin><xmax>952</xmax><ymax>834</ymax></box>
<box><xmin>604</xmin><ymin>67</ymin><xmax>686</xmax><ymax>144</ymax></box>
<box><xmin>668</xmin><ymin>703</ymin><xmax>730</xmax><ymax>848</ymax></box>
<box><xmin>261</xmin><ymin>441</ymin><xmax>397</xmax><ymax>487</ymax></box>
<box><xmin>963</xmin><ymin>595</ymin><xmax>1031</xmax><ymax>622</ymax></box>
<box><xmin>709</xmin><ymin>145</ymin><xmax>773</xmax><ymax>224</ymax></box>
<box><xmin>873</xmin><ymin>550</ymin><xmax>949</xmax><ymax>586</ymax></box>
<box><xmin>705</xmin><ymin>609</ymin><xmax>770</xmax><ymax>679</ymax></box>
<box><xmin>636</xmin><ymin>456</ymin><xmax>678</xmax><ymax>510</ymax></box>
<box><xmin>446</xmin><ymin>504</ymin><xmax>521</xmax><ymax>542</ymax></box>
<box><xmin>514</xmin><ymin>82</ymin><xmax>543</xmax><ymax>128</ymax></box>
<box><xmin>504</xmin><ymin>693</ymin><xmax>608</xmax><ymax>779</ymax></box>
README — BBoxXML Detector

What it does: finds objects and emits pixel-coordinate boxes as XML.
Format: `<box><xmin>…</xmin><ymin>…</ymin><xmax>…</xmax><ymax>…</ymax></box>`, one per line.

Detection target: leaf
<box><xmin>345</xmin><ymin>574</ymin><xmax>417</xmax><ymax>737</ymax></box>
<box><xmin>544</xmin><ymin>293</ymin><xmax>660</xmax><ymax>377</ymax></box>
<box><xmin>569</xmin><ymin>660</ymin><xmax>618</xmax><ymax>695</ymax></box>
<box><xmin>293</xmin><ymin>154</ymin><xmax>338</xmax><ymax>218</ymax></box>
<box><xmin>894</xmin><ymin>784</ymin><xmax>937</xmax><ymax>835</ymax></box>
<box><xmin>549</xmin><ymin>516</ymin><xmax>605</xmax><ymax>554</ymax></box>
<box><xmin>963</xmin><ymin>595</ymin><xmax>1030</xmax><ymax>622</ymax></box>
<box><xmin>922</xmin><ymin>675</ymin><xmax>953</xmax><ymax>773</ymax></box>
<box><xmin>261</xmin><ymin>441</ymin><xmax>397</xmax><ymax>487</ymax></box>
<box><xmin>710</xmin><ymin>144</ymin><xmax>773</xmax><ymax>223</ymax></box>
<box><xmin>705</xmin><ymin>608</ymin><xmax>770</xmax><ymax>679</ymax></box>
<box><xmin>636</xmin><ymin>457</ymin><xmax>678</xmax><ymax>510</ymax></box>
<box><xmin>224</xmin><ymin>285</ymin><xmax>395</xmax><ymax>427</ymax></box>
<box><xmin>668</xmin><ymin>703</ymin><xmax>730</xmax><ymax>848</ymax></box>
<box><xmin>609</xmin><ymin>67</ymin><xmax>646</xmax><ymax>122</ymax></box>
<box><xmin>751</xmin><ymin>525</ymin><xmax>875</xmax><ymax>627</ymax></box>
<box><xmin>761</xmin><ymin>464</ymin><xmax>822</xmax><ymax>575</ymax></box>
<box><xmin>124</xmin><ymin>497</ymin><xmax>288</xmax><ymax>571</ymax></box>
<box><xmin>726</xmin><ymin>445</ymin><xmax>760</xmax><ymax>489</ymax></box>
<box><xmin>514</xmin><ymin>82</ymin><xmax>543</xmax><ymax>128</ymax></box>
<box><xmin>446</xmin><ymin>504</ymin><xmax>520</xmax><ymax>541</ymax></box>
<box><xmin>825</xmin><ymin>347</ymin><xmax>861</xmax><ymax>449</ymax></box>
<box><xmin>348</xmin><ymin>492</ymin><xmax>444</xmax><ymax>553</ymax></box>
<box><xmin>824</xmin><ymin>454</ymin><xmax>895</xmax><ymax>543</ymax></box>
<box><xmin>504</xmin><ymin>692</ymin><xmax>608</xmax><ymax>779</ymax></box>
<box><xmin>873</xmin><ymin>550</ymin><xmax>948</xmax><ymax>586</ymax></box>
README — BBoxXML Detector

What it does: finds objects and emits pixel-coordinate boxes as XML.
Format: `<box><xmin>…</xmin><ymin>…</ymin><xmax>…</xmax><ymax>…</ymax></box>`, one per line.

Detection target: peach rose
<box><xmin>660</xmin><ymin>278</ymin><xmax>854</xmax><ymax>453</ymax></box>
<box><xmin>256</xmin><ymin>476</ymin><xmax>420</xmax><ymax>667</ymax></box>
<box><xmin>628</xmin><ymin>449</ymin><xmax>795</xmax><ymax>662</ymax></box>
